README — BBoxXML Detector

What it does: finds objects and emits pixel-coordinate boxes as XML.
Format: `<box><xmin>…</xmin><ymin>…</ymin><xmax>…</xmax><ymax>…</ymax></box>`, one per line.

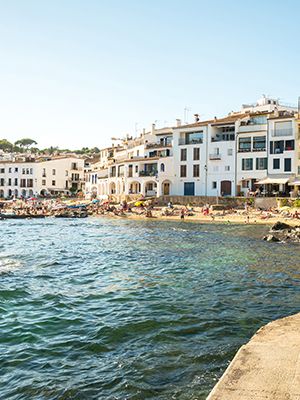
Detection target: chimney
<box><xmin>151</xmin><ymin>123</ymin><xmax>156</xmax><ymax>134</ymax></box>
<box><xmin>214</xmin><ymin>116</ymin><xmax>217</xmax><ymax>122</ymax></box>
<box><xmin>176</xmin><ymin>118</ymin><xmax>181</xmax><ymax>127</ymax></box>
<box><xmin>142</xmin><ymin>128</ymin><xmax>146</xmax><ymax>135</ymax></box>
<box><xmin>194</xmin><ymin>113</ymin><xmax>200</xmax><ymax>122</ymax></box>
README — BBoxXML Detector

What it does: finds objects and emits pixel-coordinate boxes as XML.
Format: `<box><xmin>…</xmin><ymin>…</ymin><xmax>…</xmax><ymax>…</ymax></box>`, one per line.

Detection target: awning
<box><xmin>288</xmin><ymin>178</ymin><xmax>300</xmax><ymax>186</ymax></box>
<box><xmin>257</xmin><ymin>177</ymin><xmax>290</xmax><ymax>185</ymax></box>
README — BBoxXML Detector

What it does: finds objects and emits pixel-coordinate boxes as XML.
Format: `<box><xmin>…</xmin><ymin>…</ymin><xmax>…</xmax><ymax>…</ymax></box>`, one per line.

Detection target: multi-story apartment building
<box><xmin>36</xmin><ymin>156</ymin><xmax>85</xmax><ymax>196</ymax></box>
<box><xmin>0</xmin><ymin>156</ymin><xmax>85</xmax><ymax>198</ymax></box>
<box><xmin>0</xmin><ymin>159</ymin><xmax>36</xmax><ymax>198</ymax></box>
<box><xmin>86</xmin><ymin>96</ymin><xmax>300</xmax><ymax>200</ymax></box>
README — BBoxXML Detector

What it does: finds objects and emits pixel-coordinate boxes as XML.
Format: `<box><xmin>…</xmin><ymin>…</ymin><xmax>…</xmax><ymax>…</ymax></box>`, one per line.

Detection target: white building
<box><xmin>84</xmin><ymin>96</ymin><xmax>299</xmax><ymax>200</ymax></box>
<box><xmin>0</xmin><ymin>156</ymin><xmax>85</xmax><ymax>199</ymax></box>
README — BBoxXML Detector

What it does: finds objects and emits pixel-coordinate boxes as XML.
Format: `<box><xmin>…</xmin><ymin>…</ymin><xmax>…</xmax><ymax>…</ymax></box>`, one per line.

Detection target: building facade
<box><xmin>85</xmin><ymin>96</ymin><xmax>299</xmax><ymax>200</ymax></box>
<box><xmin>0</xmin><ymin>156</ymin><xmax>85</xmax><ymax>199</ymax></box>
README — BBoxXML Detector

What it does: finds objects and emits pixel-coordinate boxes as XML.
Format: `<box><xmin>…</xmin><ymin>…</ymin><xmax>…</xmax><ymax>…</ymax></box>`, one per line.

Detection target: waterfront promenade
<box><xmin>207</xmin><ymin>312</ymin><xmax>300</xmax><ymax>399</ymax></box>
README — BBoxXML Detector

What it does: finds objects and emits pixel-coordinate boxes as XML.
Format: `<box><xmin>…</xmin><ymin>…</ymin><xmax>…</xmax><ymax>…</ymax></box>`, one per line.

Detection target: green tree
<box><xmin>0</xmin><ymin>139</ymin><xmax>13</xmax><ymax>151</ymax></box>
<box><xmin>15</xmin><ymin>138</ymin><xmax>38</xmax><ymax>149</ymax></box>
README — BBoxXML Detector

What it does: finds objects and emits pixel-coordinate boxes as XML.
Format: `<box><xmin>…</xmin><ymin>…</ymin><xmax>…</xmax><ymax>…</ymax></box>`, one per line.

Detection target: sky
<box><xmin>0</xmin><ymin>0</ymin><xmax>299</xmax><ymax>149</ymax></box>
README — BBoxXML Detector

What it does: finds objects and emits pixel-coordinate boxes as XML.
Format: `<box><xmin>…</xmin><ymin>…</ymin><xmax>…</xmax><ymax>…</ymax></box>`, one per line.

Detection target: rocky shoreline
<box><xmin>263</xmin><ymin>221</ymin><xmax>300</xmax><ymax>243</ymax></box>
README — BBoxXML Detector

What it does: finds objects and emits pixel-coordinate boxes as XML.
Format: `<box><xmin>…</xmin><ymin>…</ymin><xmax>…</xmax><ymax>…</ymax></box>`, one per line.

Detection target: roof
<box><xmin>173</xmin><ymin>113</ymin><xmax>250</xmax><ymax>130</ymax></box>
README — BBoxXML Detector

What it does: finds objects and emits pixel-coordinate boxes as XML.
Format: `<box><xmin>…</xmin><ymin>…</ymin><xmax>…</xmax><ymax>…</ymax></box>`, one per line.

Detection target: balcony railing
<box><xmin>209</xmin><ymin>154</ymin><xmax>221</xmax><ymax>160</ymax></box>
<box><xmin>271</xmin><ymin>129</ymin><xmax>293</xmax><ymax>137</ymax></box>
<box><xmin>179</xmin><ymin>138</ymin><xmax>203</xmax><ymax>145</ymax></box>
<box><xmin>139</xmin><ymin>170</ymin><xmax>157</xmax><ymax>177</ymax></box>
<box><xmin>238</xmin><ymin>148</ymin><xmax>251</xmax><ymax>152</ymax></box>
<box><xmin>252</xmin><ymin>147</ymin><xmax>266</xmax><ymax>152</ymax></box>
<box><xmin>146</xmin><ymin>142</ymin><xmax>172</xmax><ymax>149</ymax></box>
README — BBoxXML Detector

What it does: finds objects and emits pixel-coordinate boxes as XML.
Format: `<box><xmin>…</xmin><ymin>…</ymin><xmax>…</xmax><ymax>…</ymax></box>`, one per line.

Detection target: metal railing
<box><xmin>271</xmin><ymin>129</ymin><xmax>293</xmax><ymax>137</ymax></box>
<box><xmin>178</xmin><ymin>138</ymin><xmax>203</xmax><ymax>145</ymax></box>
<box><xmin>139</xmin><ymin>170</ymin><xmax>157</xmax><ymax>177</ymax></box>
<box><xmin>209</xmin><ymin>154</ymin><xmax>221</xmax><ymax>160</ymax></box>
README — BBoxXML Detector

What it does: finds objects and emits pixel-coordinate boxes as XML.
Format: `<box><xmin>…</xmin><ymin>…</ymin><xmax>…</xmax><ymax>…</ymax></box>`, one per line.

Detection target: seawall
<box><xmin>207</xmin><ymin>312</ymin><xmax>300</xmax><ymax>399</ymax></box>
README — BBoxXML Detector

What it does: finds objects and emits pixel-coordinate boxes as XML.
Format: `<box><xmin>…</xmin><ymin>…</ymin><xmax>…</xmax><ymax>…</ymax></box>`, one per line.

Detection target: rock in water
<box><xmin>271</xmin><ymin>222</ymin><xmax>292</xmax><ymax>231</ymax></box>
<box><xmin>263</xmin><ymin>234</ymin><xmax>280</xmax><ymax>242</ymax></box>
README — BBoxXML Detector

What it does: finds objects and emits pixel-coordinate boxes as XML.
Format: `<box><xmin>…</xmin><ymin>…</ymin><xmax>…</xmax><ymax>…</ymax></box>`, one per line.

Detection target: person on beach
<box><xmin>180</xmin><ymin>208</ymin><xmax>185</xmax><ymax>220</ymax></box>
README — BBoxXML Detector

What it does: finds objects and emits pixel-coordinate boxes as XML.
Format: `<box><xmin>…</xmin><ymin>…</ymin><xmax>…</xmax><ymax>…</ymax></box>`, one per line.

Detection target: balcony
<box><xmin>179</xmin><ymin>138</ymin><xmax>203</xmax><ymax>145</ymax></box>
<box><xmin>209</xmin><ymin>153</ymin><xmax>222</xmax><ymax>160</ymax></box>
<box><xmin>271</xmin><ymin>129</ymin><xmax>293</xmax><ymax>137</ymax></box>
<box><xmin>252</xmin><ymin>147</ymin><xmax>266</xmax><ymax>152</ymax></box>
<box><xmin>239</xmin><ymin>125</ymin><xmax>267</xmax><ymax>133</ymax></box>
<box><xmin>139</xmin><ymin>170</ymin><xmax>157</xmax><ymax>177</ymax></box>
<box><xmin>146</xmin><ymin>142</ymin><xmax>172</xmax><ymax>149</ymax></box>
<box><xmin>238</xmin><ymin>148</ymin><xmax>251</xmax><ymax>152</ymax></box>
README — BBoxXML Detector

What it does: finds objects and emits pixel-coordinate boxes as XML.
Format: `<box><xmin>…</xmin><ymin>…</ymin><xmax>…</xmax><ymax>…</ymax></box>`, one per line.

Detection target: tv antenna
<box><xmin>184</xmin><ymin>106</ymin><xmax>191</xmax><ymax>124</ymax></box>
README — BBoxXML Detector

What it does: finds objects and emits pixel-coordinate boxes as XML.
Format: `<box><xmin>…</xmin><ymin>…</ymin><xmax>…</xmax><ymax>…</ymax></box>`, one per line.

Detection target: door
<box><xmin>221</xmin><ymin>180</ymin><xmax>232</xmax><ymax>196</ymax></box>
<box><xmin>163</xmin><ymin>182</ymin><xmax>170</xmax><ymax>195</ymax></box>
<box><xmin>184</xmin><ymin>182</ymin><xmax>195</xmax><ymax>196</ymax></box>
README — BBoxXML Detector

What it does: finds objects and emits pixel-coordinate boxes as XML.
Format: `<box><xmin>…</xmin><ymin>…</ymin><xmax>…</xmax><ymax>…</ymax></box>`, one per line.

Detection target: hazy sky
<box><xmin>0</xmin><ymin>0</ymin><xmax>299</xmax><ymax>149</ymax></box>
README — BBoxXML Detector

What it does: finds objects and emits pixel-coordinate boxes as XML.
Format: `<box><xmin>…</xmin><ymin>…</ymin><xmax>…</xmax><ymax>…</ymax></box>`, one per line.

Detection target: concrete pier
<box><xmin>207</xmin><ymin>312</ymin><xmax>300</xmax><ymax>399</ymax></box>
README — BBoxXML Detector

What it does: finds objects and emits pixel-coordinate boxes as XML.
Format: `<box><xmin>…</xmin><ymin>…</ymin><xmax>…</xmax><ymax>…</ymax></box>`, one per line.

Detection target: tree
<box><xmin>0</xmin><ymin>139</ymin><xmax>13</xmax><ymax>152</ymax></box>
<box><xmin>15</xmin><ymin>138</ymin><xmax>38</xmax><ymax>149</ymax></box>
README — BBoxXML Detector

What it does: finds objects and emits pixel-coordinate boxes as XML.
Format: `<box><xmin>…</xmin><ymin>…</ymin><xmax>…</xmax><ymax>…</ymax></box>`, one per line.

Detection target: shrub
<box><xmin>293</xmin><ymin>199</ymin><xmax>300</xmax><ymax>208</ymax></box>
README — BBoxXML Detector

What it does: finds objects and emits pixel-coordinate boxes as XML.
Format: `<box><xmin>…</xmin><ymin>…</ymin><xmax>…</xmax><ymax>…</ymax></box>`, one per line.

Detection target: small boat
<box><xmin>0</xmin><ymin>213</ymin><xmax>46</xmax><ymax>220</ymax></box>
<box><xmin>54</xmin><ymin>212</ymin><xmax>88</xmax><ymax>219</ymax></box>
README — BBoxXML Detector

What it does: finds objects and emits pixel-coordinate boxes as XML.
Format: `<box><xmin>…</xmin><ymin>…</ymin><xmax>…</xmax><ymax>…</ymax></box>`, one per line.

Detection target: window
<box><xmin>14</xmin><ymin>178</ymin><xmax>18</xmax><ymax>186</ymax></box>
<box><xmin>0</xmin><ymin>178</ymin><xmax>4</xmax><ymax>186</ymax></box>
<box><xmin>227</xmin><ymin>149</ymin><xmax>233</xmax><ymax>156</ymax></box>
<box><xmin>160</xmin><ymin>163</ymin><xmax>165</xmax><ymax>172</ymax></box>
<box><xmin>15</xmin><ymin>167</ymin><xmax>18</xmax><ymax>173</ymax></box>
<box><xmin>135</xmin><ymin>165</ymin><xmax>138</xmax><ymax>173</ymax></box>
<box><xmin>8</xmin><ymin>167</ymin><xmax>12</xmax><ymax>173</ymax></box>
<box><xmin>212</xmin><ymin>181</ymin><xmax>217</xmax><ymax>189</ymax></box>
<box><xmin>65</xmin><ymin>170</ymin><xmax>68</xmax><ymax>176</ymax></box>
<box><xmin>52</xmin><ymin>169</ymin><xmax>56</xmax><ymax>175</ymax></box>
<box><xmin>284</xmin><ymin>158</ymin><xmax>291</xmax><ymax>172</ymax></box>
<box><xmin>239</xmin><ymin>137</ymin><xmax>251</xmax><ymax>152</ymax></box>
<box><xmin>273</xmin><ymin>121</ymin><xmax>293</xmax><ymax>136</ymax></box>
<box><xmin>42</xmin><ymin>179</ymin><xmax>46</xmax><ymax>186</ymax></box>
<box><xmin>8</xmin><ymin>178</ymin><xmax>11</xmax><ymax>186</ymax></box>
<box><xmin>222</xmin><ymin>126</ymin><xmax>235</xmax><ymax>132</ymax></box>
<box><xmin>185</xmin><ymin>131</ymin><xmax>203</xmax><ymax>144</ymax></box>
<box><xmin>26</xmin><ymin>168</ymin><xmax>29</xmax><ymax>174</ymax></box>
<box><xmin>256</xmin><ymin>157</ymin><xmax>267</xmax><ymax>170</ymax></box>
<box><xmin>193</xmin><ymin>148</ymin><xmax>200</xmax><ymax>160</ymax></box>
<box><xmin>225</xmin><ymin>165</ymin><xmax>230</xmax><ymax>171</ymax></box>
<box><xmin>181</xmin><ymin>148</ymin><xmax>187</xmax><ymax>161</ymax></box>
<box><xmin>253</xmin><ymin>136</ymin><xmax>266</xmax><ymax>151</ymax></box>
<box><xmin>270</xmin><ymin>140</ymin><xmax>284</xmax><ymax>154</ymax></box>
<box><xmin>241</xmin><ymin>158</ymin><xmax>253</xmax><ymax>170</ymax></box>
<box><xmin>285</xmin><ymin>140</ymin><xmax>294</xmax><ymax>151</ymax></box>
<box><xmin>30</xmin><ymin>168</ymin><xmax>33</xmax><ymax>174</ymax></box>
<box><xmin>20</xmin><ymin>179</ymin><xmax>26</xmax><ymax>187</ymax></box>
<box><xmin>273</xmin><ymin>159</ymin><xmax>280</xmax><ymax>169</ymax></box>
<box><xmin>22</xmin><ymin>168</ymin><xmax>25</xmax><ymax>174</ymax></box>
<box><xmin>148</xmin><ymin>183</ymin><xmax>153</xmax><ymax>191</ymax></box>
<box><xmin>180</xmin><ymin>165</ymin><xmax>187</xmax><ymax>177</ymax></box>
<box><xmin>27</xmin><ymin>179</ymin><xmax>33</xmax><ymax>188</ymax></box>
<box><xmin>52</xmin><ymin>180</ymin><xmax>56</xmax><ymax>186</ymax></box>
<box><xmin>0</xmin><ymin>168</ymin><xmax>4</xmax><ymax>173</ymax></box>
<box><xmin>193</xmin><ymin>164</ymin><xmax>200</xmax><ymax>177</ymax></box>
<box><xmin>42</xmin><ymin>168</ymin><xmax>46</xmax><ymax>177</ymax></box>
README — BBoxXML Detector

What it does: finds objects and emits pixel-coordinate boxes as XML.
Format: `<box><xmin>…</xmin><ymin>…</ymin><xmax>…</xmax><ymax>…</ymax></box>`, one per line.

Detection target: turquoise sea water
<box><xmin>0</xmin><ymin>218</ymin><xmax>300</xmax><ymax>400</ymax></box>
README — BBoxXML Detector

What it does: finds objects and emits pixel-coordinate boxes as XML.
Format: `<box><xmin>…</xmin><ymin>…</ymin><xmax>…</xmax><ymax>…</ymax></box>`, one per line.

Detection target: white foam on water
<box><xmin>0</xmin><ymin>258</ymin><xmax>22</xmax><ymax>274</ymax></box>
